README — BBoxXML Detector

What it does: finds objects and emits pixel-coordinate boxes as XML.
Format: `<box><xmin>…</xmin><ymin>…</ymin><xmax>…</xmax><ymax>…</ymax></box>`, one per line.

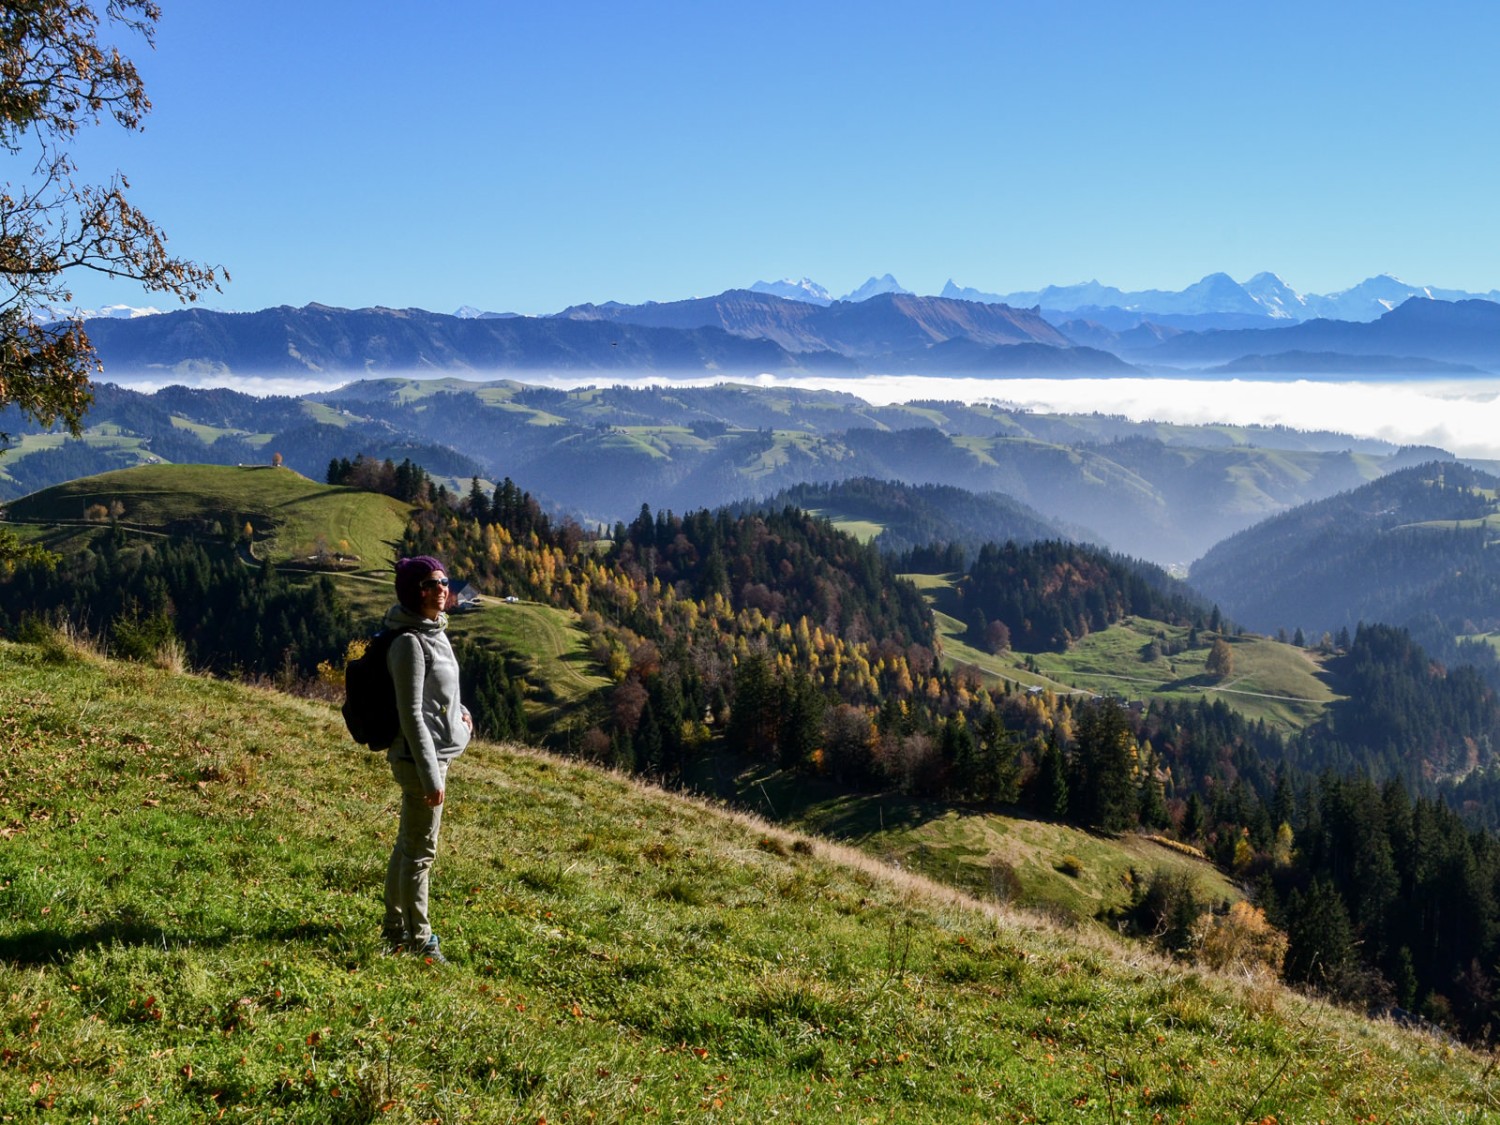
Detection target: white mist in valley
<box><xmin>838</xmin><ymin>375</ymin><xmax>1500</xmax><ymax>461</ymax></box>
<box><xmin>529</xmin><ymin>373</ymin><xmax>1500</xmax><ymax>462</ymax></box>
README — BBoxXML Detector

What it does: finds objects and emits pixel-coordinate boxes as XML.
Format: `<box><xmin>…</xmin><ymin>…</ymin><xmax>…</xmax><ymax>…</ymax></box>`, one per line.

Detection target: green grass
<box><xmin>723</xmin><ymin>764</ymin><xmax>1240</xmax><ymax>924</ymax></box>
<box><xmin>3</xmin><ymin>638</ymin><xmax>1498</xmax><ymax>1123</ymax></box>
<box><xmin>4</xmin><ymin>463</ymin><xmax>410</xmax><ymax>575</ymax></box>
<box><xmin>168</xmin><ymin>416</ymin><xmax>272</xmax><ymax>447</ymax></box>
<box><xmin>806</xmin><ymin>508</ymin><xmax>885</xmax><ymax>544</ymax></box>
<box><xmin>1028</xmin><ymin>626</ymin><xmax>1339</xmax><ymax>731</ymax></box>
<box><xmin>906</xmin><ymin>573</ymin><xmax>1340</xmax><ymax>733</ymax></box>
<box><xmin>742</xmin><ymin>432</ymin><xmax>822</xmax><ymax>477</ymax></box>
<box><xmin>466</xmin><ymin>599</ymin><xmax>608</xmax><ymax>705</ymax></box>
<box><xmin>615</xmin><ymin>426</ymin><xmax>716</xmax><ymax>456</ymax></box>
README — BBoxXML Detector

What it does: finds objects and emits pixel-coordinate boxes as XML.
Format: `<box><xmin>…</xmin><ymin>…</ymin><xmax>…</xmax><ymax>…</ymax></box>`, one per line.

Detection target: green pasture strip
<box><xmin>1</xmin><ymin>640</ymin><xmax>1493</xmax><ymax>1123</ymax></box>
<box><xmin>742</xmin><ymin>432</ymin><xmax>821</xmax><ymax>477</ymax></box>
<box><xmin>807</xmin><ymin>508</ymin><xmax>885</xmax><ymax>544</ymax></box>
<box><xmin>300</xmin><ymin>401</ymin><xmax>351</xmax><ymax>427</ymax></box>
<box><xmin>727</xmin><ymin>763</ymin><xmax>1240</xmax><ymax>924</ymax></box>
<box><xmin>453</xmin><ymin>597</ymin><xmax>610</xmax><ymax>716</ymax></box>
<box><xmin>169</xmin><ymin>416</ymin><xmax>234</xmax><ymax>444</ymax></box>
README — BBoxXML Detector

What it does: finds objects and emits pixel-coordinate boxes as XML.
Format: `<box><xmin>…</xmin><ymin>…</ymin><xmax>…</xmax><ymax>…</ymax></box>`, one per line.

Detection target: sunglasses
<box><xmin>420</xmin><ymin>577</ymin><xmax>450</xmax><ymax>590</ymax></box>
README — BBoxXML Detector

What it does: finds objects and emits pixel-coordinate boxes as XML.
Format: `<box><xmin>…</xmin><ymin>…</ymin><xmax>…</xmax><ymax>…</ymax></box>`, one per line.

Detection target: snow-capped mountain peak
<box><xmin>43</xmin><ymin>304</ymin><xmax>165</xmax><ymax>322</ymax></box>
<box><xmin>748</xmin><ymin>278</ymin><xmax>833</xmax><ymax>305</ymax></box>
<box><xmin>840</xmin><ymin>274</ymin><xmax>912</xmax><ymax>302</ymax></box>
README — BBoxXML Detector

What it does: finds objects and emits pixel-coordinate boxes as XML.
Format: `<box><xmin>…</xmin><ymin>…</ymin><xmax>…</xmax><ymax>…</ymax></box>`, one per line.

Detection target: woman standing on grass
<box><xmin>383</xmin><ymin>555</ymin><xmax>472</xmax><ymax>964</ymax></box>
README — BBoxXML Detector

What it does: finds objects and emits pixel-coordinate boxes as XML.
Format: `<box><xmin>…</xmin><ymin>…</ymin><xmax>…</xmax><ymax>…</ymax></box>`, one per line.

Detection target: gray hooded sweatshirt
<box><xmin>383</xmin><ymin>604</ymin><xmax>471</xmax><ymax>794</ymax></box>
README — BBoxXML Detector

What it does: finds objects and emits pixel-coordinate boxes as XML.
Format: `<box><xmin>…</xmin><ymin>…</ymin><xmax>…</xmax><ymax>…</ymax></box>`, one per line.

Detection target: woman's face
<box><xmin>417</xmin><ymin>570</ymin><xmax>449</xmax><ymax>620</ymax></box>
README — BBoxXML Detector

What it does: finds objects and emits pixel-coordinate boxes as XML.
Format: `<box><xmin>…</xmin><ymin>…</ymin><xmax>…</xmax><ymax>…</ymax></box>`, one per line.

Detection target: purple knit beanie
<box><xmin>395</xmin><ymin>555</ymin><xmax>446</xmax><ymax>612</ymax></box>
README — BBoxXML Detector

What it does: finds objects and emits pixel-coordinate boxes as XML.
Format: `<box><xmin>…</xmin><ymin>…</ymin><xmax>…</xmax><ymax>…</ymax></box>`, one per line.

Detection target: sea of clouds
<box><xmin>106</xmin><ymin>370</ymin><xmax>1500</xmax><ymax>462</ymax></box>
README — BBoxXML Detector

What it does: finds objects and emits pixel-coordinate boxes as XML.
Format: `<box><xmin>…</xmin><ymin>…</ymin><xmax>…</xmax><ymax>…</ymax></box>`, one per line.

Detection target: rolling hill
<box><xmin>3</xmin><ymin>462</ymin><xmax>411</xmax><ymax>572</ymax></box>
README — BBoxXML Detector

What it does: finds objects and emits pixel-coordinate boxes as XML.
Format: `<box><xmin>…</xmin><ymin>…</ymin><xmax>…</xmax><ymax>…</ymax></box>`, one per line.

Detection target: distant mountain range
<box><xmin>83</xmin><ymin>293</ymin><xmax>1131</xmax><ymax>379</ymax></box>
<box><xmin>834</xmin><ymin>270</ymin><xmax>1500</xmax><ymax>326</ymax></box>
<box><xmin>75</xmin><ymin>276</ymin><xmax>1500</xmax><ymax>380</ymax></box>
<box><xmin>1139</xmin><ymin>298</ymin><xmax>1500</xmax><ymax>371</ymax></box>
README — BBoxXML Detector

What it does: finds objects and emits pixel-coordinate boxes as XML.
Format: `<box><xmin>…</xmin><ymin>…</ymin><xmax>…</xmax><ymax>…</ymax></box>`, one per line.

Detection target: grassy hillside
<box><xmin>724</xmin><ymin>763</ymin><xmax>1241</xmax><ymax>923</ymax></box>
<box><xmin>908</xmin><ymin>572</ymin><xmax>1339</xmax><ymax>733</ymax></box>
<box><xmin>806</xmin><ymin>508</ymin><xmax>886</xmax><ymax>544</ymax></box>
<box><xmin>2</xmin><ymin>637</ymin><xmax>1496</xmax><ymax>1123</ymax></box>
<box><xmin>324</xmin><ymin>569</ymin><xmax>608</xmax><ymax>729</ymax></box>
<box><xmin>4</xmin><ymin>463</ymin><xmax>410</xmax><ymax>574</ymax></box>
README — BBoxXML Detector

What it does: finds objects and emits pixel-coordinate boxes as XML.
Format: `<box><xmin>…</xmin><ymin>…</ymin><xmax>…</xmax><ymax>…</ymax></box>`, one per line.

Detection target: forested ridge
<box><xmin>747</xmin><ymin>476</ymin><xmax>1070</xmax><ymax>557</ymax></box>
<box><xmin>0</xmin><ymin>529</ymin><xmax>353</xmax><ymax>679</ymax></box>
<box><xmin>1192</xmin><ymin>461</ymin><xmax>1500</xmax><ymax>637</ymax></box>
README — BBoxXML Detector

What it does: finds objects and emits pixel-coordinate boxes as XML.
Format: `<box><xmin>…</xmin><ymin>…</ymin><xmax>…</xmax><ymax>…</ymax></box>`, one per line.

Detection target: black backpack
<box><xmin>342</xmin><ymin>628</ymin><xmax>428</xmax><ymax>750</ymax></box>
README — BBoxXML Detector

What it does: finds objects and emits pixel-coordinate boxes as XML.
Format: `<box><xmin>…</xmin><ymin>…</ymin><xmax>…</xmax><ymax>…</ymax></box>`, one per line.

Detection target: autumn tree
<box><xmin>1206</xmin><ymin>637</ymin><xmax>1234</xmax><ymax>680</ymax></box>
<box><xmin>0</xmin><ymin>1</ymin><xmax>224</xmax><ymax>441</ymax></box>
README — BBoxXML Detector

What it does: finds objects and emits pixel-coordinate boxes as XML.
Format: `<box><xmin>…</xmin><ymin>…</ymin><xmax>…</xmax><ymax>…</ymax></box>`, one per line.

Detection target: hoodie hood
<box><xmin>384</xmin><ymin>604</ymin><xmax>448</xmax><ymax>634</ymax></box>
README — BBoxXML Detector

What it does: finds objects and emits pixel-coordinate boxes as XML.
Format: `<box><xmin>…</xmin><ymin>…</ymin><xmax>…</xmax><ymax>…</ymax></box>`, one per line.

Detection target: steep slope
<box><xmin>3</xmin><ymin>638</ymin><xmax>1495</xmax><ymax>1122</ymax></box>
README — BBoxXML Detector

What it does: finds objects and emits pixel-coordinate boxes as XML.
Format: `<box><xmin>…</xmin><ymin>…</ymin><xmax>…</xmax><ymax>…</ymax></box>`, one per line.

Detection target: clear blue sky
<box><xmin>60</xmin><ymin>0</ymin><xmax>1500</xmax><ymax>315</ymax></box>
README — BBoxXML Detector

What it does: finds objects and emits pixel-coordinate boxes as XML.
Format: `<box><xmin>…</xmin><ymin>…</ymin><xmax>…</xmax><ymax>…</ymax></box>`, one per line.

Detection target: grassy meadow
<box><xmin>3</xmin><ymin>636</ymin><xmax>1498</xmax><ymax>1123</ymax></box>
<box><xmin>906</xmin><ymin>572</ymin><xmax>1340</xmax><ymax>733</ymax></box>
<box><xmin>4</xmin><ymin>463</ymin><xmax>411</xmax><ymax>574</ymax></box>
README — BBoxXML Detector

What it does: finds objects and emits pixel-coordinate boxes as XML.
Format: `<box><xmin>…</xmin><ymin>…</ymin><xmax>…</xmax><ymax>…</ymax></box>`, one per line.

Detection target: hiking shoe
<box><xmin>413</xmin><ymin>934</ymin><xmax>447</xmax><ymax>965</ymax></box>
<box><xmin>381</xmin><ymin>928</ymin><xmax>407</xmax><ymax>955</ymax></box>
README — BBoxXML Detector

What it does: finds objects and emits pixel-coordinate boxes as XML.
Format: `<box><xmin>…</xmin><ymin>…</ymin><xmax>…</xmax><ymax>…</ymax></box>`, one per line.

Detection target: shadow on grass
<box><xmin>0</xmin><ymin>919</ymin><xmax>353</xmax><ymax>966</ymax></box>
<box><xmin>728</xmin><ymin>762</ymin><xmax>1006</xmax><ymax>841</ymax></box>
<box><xmin>1162</xmin><ymin>673</ymin><xmax>1219</xmax><ymax>692</ymax></box>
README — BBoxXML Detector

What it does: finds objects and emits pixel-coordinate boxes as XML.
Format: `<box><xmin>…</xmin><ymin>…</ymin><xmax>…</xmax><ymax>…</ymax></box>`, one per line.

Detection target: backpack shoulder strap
<box><xmin>388</xmin><ymin>626</ymin><xmax>433</xmax><ymax>670</ymax></box>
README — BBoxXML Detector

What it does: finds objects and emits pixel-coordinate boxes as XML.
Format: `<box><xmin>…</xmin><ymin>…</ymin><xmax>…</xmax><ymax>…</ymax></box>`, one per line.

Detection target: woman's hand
<box><xmin>462</xmin><ymin>711</ymin><xmax>474</xmax><ymax>734</ymax></box>
<box><xmin>425</xmin><ymin>789</ymin><xmax>445</xmax><ymax>807</ymax></box>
